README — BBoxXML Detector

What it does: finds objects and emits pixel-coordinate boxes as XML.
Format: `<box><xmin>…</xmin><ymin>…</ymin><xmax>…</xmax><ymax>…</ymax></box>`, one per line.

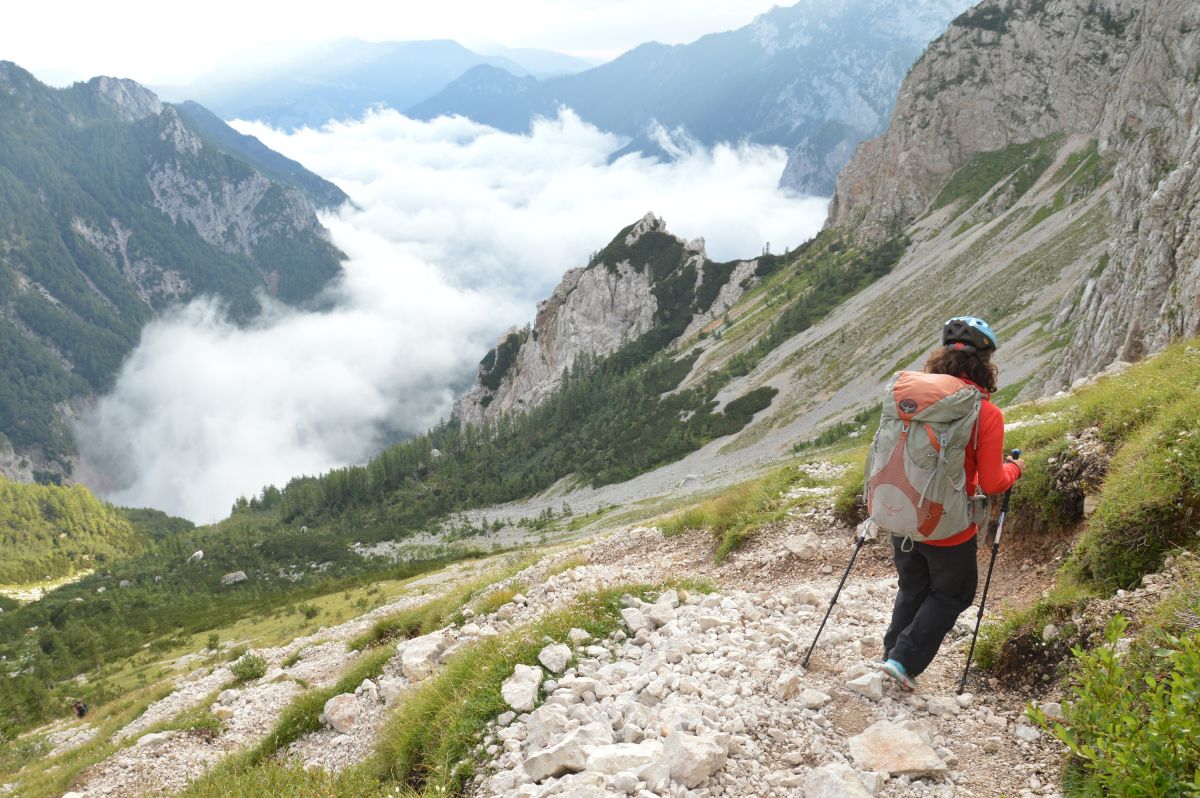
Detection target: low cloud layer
<box><xmin>76</xmin><ymin>109</ymin><xmax>828</xmax><ymax>523</ymax></box>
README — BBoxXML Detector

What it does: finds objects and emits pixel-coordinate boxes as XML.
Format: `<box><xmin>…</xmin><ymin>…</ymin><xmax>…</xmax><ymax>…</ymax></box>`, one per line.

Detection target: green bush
<box><xmin>831</xmin><ymin>457</ymin><xmax>866</xmax><ymax>525</ymax></box>
<box><xmin>229</xmin><ymin>653</ymin><xmax>267</xmax><ymax>684</ymax></box>
<box><xmin>1032</xmin><ymin>615</ymin><xmax>1200</xmax><ymax>796</ymax></box>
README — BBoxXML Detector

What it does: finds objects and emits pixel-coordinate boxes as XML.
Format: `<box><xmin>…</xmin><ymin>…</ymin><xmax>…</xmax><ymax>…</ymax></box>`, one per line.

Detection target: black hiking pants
<box><xmin>883</xmin><ymin>535</ymin><xmax>978</xmax><ymax>678</ymax></box>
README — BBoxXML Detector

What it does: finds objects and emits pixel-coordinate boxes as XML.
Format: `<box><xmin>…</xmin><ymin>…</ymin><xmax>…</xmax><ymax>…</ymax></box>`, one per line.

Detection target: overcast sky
<box><xmin>5</xmin><ymin>1</ymin><xmax>783</xmax><ymax>86</ymax></box>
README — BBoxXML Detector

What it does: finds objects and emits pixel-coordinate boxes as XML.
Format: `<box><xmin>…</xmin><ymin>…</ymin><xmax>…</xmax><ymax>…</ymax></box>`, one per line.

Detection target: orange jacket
<box><xmin>927</xmin><ymin>380</ymin><xmax>1021</xmax><ymax>547</ymax></box>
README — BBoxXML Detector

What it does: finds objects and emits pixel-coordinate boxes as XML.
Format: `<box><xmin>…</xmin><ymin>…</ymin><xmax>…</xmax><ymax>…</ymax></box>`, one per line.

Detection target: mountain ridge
<box><xmin>410</xmin><ymin>0</ymin><xmax>974</xmax><ymax>195</ymax></box>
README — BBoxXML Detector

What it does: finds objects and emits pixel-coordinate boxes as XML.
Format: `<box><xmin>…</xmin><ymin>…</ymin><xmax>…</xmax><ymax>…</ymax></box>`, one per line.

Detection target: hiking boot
<box><xmin>881</xmin><ymin>658</ymin><xmax>917</xmax><ymax>691</ymax></box>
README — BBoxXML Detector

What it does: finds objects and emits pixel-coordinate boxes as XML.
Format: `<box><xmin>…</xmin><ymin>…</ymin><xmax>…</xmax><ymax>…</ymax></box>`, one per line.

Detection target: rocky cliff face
<box><xmin>0</xmin><ymin>62</ymin><xmax>347</xmax><ymax>473</ymax></box>
<box><xmin>827</xmin><ymin>0</ymin><xmax>1200</xmax><ymax>386</ymax></box>
<box><xmin>454</xmin><ymin>214</ymin><xmax>753</xmax><ymax>427</ymax></box>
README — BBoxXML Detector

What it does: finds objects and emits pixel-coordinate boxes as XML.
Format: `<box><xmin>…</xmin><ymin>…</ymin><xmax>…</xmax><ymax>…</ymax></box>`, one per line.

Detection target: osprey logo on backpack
<box><xmin>865</xmin><ymin>372</ymin><xmax>982</xmax><ymax>544</ymax></box>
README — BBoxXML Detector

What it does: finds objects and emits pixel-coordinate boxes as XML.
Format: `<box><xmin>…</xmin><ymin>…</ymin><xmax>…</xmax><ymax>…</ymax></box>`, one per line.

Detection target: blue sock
<box><xmin>886</xmin><ymin>658</ymin><xmax>908</xmax><ymax>676</ymax></box>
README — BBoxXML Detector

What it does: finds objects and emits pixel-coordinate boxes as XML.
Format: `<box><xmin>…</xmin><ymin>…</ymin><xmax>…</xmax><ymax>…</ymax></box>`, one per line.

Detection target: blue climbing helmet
<box><xmin>943</xmin><ymin>316</ymin><xmax>998</xmax><ymax>352</ymax></box>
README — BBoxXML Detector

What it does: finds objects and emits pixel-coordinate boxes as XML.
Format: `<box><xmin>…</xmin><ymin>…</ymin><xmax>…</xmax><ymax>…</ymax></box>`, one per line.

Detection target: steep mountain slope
<box><xmin>0</xmin><ymin>63</ymin><xmax>345</xmax><ymax>476</ymax></box>
<box><xmin>410</xmin><ymin>0</ymin><xmax>973</xmax><ymax>195</ymax></box>
<box><xmin>827</xmin><ymin>0</ymin><xmax>1200</xmax><ymax>389</ymax></box>
<box><xmin>173</xmin><ymin>101</ymin><xmax>348</xmax><ymax>209</ymax></box>
<box><xmin>160</xmin><ymin>39</ymin><xmax>553</xmax><ymax>130</ymax></box>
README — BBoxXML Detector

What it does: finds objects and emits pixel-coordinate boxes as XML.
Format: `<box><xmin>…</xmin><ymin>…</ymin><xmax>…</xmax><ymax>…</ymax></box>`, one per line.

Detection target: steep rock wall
<box><xmin>827</xmin><ymin>0</ymin><xmax>1200</xmax><ymax>387</ymax></box>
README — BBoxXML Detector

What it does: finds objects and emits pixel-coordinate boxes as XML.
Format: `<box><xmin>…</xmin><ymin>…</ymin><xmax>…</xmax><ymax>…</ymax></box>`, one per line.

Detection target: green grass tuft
<box><xmin>660</xmin><ymin>464</ymin><xmax>822</xmax><ymax>561</ymax></box>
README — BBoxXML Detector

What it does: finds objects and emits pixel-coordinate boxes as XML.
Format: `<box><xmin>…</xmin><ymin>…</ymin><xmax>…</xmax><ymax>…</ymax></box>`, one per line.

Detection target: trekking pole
<box><xmin>802</xmin><ymin>523</ymin><xmax>868</xmax><ymax>668</ymax></box>
<box><xmin>958</xmin><ymin>448</ymin><xmax>1021</xmax><ymax>695</ymax></box>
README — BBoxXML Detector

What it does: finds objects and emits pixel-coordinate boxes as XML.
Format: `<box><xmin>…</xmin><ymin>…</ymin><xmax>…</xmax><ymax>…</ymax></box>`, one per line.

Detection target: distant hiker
<box><xmin>72</xmin><ymin>700</ymin><xmax>88</xmax><ymax>718</ymax></box>
<box><xmin>865</xmin><ymin>316</ymin><xmax>1025</xmax><ymax>690</ymax></box>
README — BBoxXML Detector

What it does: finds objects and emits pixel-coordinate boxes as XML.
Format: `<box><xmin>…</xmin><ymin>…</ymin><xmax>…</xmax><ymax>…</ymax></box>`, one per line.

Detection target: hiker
<box><xmin>869</xmin><ymin>316</ymin><xmax>1025</xmax><ymax>690</ymax></box>
<box><xmin>71</xmin><ymin>700</ymin><xmax>88</xmax><ymax>718</ymax></box>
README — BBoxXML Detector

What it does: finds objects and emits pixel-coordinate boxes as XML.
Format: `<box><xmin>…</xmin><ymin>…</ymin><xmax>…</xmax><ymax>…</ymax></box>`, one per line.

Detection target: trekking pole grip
<box><xmin>999</xmin><ymin>449</ymin><xmax>1020</xmax><ymax>515</ymax></box>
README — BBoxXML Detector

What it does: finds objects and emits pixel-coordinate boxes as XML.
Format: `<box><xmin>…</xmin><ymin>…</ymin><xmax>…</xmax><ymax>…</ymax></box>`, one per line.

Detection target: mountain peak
<box><xmin>85</xmin><ymin>75</ymin><xmax>162</xmax><ymax>121</ymax></box>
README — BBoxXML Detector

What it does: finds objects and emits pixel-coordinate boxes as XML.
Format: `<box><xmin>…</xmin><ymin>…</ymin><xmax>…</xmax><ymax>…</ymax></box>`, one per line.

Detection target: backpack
<box><xmin>865</xmin><ymin>371</ymin><xmax>986</xmax><ymax>545</ymax></box>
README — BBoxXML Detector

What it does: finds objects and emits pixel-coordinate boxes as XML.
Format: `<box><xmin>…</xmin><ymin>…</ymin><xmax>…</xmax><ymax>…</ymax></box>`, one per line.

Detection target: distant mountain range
<box><xmin>156</xmin><ymin>38</ymin><xmax>596</xmax><ymax>130</ymax></box>
<box><xmin>0</xmin><ymin>62</ymin><xmax>346</xmax><ymax>476</ymax></box>
<box><xmin>411</xmin><ymin>0</ymin><xmax>975</xmax><ymax>194</ymax></box>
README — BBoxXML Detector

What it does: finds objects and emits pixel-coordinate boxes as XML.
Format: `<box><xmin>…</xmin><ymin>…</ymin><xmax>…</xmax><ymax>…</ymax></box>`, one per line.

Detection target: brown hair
<box><xmin>924</xmin><ymin>347</ymin><xmax>999</xmax><ymax>393</ymax></box>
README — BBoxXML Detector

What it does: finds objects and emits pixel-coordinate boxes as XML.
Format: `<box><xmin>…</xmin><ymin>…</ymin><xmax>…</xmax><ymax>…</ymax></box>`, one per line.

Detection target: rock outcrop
<box><xmin>827</xmin><ymin>0</ymin><xmax>1200</xmax><ymax>385</ymax></box>
<box><xmin>454</xmin><ymin>214</ymin><xmax>757</xmax><ymax>427</ymax></box>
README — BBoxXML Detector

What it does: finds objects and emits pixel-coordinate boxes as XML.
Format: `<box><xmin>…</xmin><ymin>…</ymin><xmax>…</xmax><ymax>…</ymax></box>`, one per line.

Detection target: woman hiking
<box><xmin>872</xmin><ymin>316</ymin><xmax>1025</xmax><ymax>690</ymax></box>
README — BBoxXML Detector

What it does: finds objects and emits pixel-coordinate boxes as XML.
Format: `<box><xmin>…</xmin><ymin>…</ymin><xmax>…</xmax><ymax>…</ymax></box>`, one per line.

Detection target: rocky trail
<box><xmin>29</xmin><ymin>487</ymin><xmax>1073</xmax><ymax>798</ymax></box>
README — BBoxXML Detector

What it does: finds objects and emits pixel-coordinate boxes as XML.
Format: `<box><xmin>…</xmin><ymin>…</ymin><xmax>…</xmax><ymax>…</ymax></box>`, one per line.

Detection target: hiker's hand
<box><xmin>1006</xmin><ymin>456</ymin><xmax>1026</xmax><ymax>477</ymax></box>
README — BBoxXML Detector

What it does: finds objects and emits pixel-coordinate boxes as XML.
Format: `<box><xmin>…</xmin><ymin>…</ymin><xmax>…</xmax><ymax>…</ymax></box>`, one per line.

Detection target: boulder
<box><xmin>784</xmin><ymin>533</ymin><xmax>820</xmax><ymax>559</ymax></box>
<box><xmin>849</xmin><ymin>719</ymin><xmax>948</xmax><ymax>777</ymax></box>
<box><xmin>582</xmin><ymin>740</ymin><xmax>665</xmax><ymax>775</ymax></box>
<box><xmin>322</xmin><ymin>694</ymin><xmax>360</xmax><ymax>734</ymax></box>
<box><xmin>655</xmin><ymin>589</ymin><xmax>680</xmax><ymax>608</ymax></box>
<box><xmin>663</xmin><ymin>731</ymin><xmax>727</xmax><ymax>788</ymax></box>
<box><xmin>846</xmin><ymin>672</ymin><xmax>884</xmax><ymax>701</ymax></box>
<box><xmin>186</xmin><ymin>550</ymin><xmax>203</xmax><ymax>564</ymax></box>
<box><xmin>646</xmin><ymin>603</ymin><xmax>676</xmax><ymax>628</ymax></box>
<box><xmin>773</xmin><ymin>672</ymin><xmax>802</xmax><ymax>700</ymax></box>
<box><xmin>220</xmin><ymin>570</ymin><xmax>247</xmax><ymax>586</ymax></box>
<box><xmin>401</xmin><ymin>632</ymin><xmax>448</xmax><ymax>681</ymax></box>
<box><xmin>538</xmin><ymin>643</ymin><xmax>573</xmax><ymax>674</ymax></box>
<box><xmin>378</xmin><ymin>676</ymin><xmax>404</xmax><ymax>707</ymax></box>
<box><xmin>526</xmin><ymin>703</ymin><xmax>571</xmax><ymax>749</ymax></box>
<box><xmin>1014</xmin><ymin>725</ymin><xmax>1041</xmax><ymax>742</ymax></box>
<box><xmin>804</xmin><ymin>763</ymin><xmax>874</xmax><ymax>798</ymax></box>
<box><xmin>800</xmin><ymin>688</ymin><xmax>832</xmax><ymax>710</ymax></box>
<box><xmin>568</xmin><ymin>628</ymin><xmax>592</xmax><ymax>644</ymax></box>
<box><xmin>925</xmin><ymin>696</ymin><xmax>960</xmax><ymax>717</ymax></box>
<box><xmin>501</xmin><ymin>663</ymin><xmax>543</xmax><ymax>711</ymax></box>
<box><xmin>523</xmin><ymin>723</ymin><xmax>611</xmax><ymax>782</ymax></box>
<box><xmin>620</xmin><ymin>607</ymin><xmax>650</xmax><ymax>634</ymax></box>
<box><xmin>698</xmin><ymin>615</ymin><xmax>732</xmax><ymax>632</ymax></box>
<box><xmin>523</xmin><ymin>734</ymin><xmax>587</xmax><ymax>783</ymax></box>
<box><xmin>134</xmin><ymin>731</ymin><xmax>175</xmax><ymax>748</ymax></box>
<box><xmin>790</xmin><ymin>587</ymin><xmax>824</xmax><ymax>606</ymax></box>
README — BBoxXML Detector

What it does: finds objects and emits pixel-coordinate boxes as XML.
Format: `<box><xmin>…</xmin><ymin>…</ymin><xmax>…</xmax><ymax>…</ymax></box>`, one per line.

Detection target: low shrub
<box><xmin>1031</xmin><ymin>615</ymin><xmax>1200</xmax><ymax>796</ymax></box>
<box><xmin>229</xmin><ymin>653</ymin><xmax>267</xmax><ymax>684</ymax></box>
<box><xmin>831</xmin><ymin>459</ymin><xmax>866</xmax><ymax>525</ymax></box>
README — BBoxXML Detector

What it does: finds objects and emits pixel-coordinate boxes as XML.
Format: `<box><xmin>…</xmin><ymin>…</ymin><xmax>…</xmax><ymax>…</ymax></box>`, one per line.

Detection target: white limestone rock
<box><xmin>583</xmin><ymin>740</ymin><xmax>665</xmax><ymax>775</ymax></box>
<box><xmin>538</xmin><ymin>643</ymin><xmax>573</xmax><ymax>674</ymax></box>
<box><xmin>401</xmin><ymin>632</ymin><xmax>449</xmax><ymax>681</ymax></box>
<box><xmin>502</xmin><ymin>663</ymin><xmax>544</xmax><ymax>712</ymax></box>
<box><xmin>804</xmin><ymin>763</ymin><xmax>874</xmax><ymax>798</ymax></box>
<box><xmin>784</xmin><ymin>533</ymin><xmax>820</xmax><ymax>559</ymax></box>
<box><xmin>663</xmin><ymin>731</ymin><xmax>728</xmax><ymax>788</ymax></box>
<box><xmin>846</xmin><ymin>672</ymin><xmax>884</xmax><ymax>702</ymax></box>
<box><xmin>322</xmin><ymin>694</ymin><xmax>360</xmax><ymax>734</ymax></box>
<box><xmin>849</xmin><ymin>719</ymin><xmax>948</xmax><ymax>777</ymax></box>
<box><xmin>621</xmin><ymin>607</ymin><xmax>651</xmax><ymax>634</ymax></box>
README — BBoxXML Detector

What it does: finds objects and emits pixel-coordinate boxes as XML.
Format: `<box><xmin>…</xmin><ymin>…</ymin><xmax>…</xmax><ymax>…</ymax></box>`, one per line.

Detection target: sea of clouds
<box><xmin>75</xmin><ymin>109</ymin><xmax>829</xmax><ymax>523</ymax></box>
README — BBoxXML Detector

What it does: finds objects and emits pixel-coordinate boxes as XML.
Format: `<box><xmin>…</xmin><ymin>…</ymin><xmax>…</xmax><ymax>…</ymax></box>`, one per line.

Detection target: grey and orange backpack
<box><xmin>865</xmin><ymin>371</ymin><xmax>988</xmax><ymax>546</ymax></box>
